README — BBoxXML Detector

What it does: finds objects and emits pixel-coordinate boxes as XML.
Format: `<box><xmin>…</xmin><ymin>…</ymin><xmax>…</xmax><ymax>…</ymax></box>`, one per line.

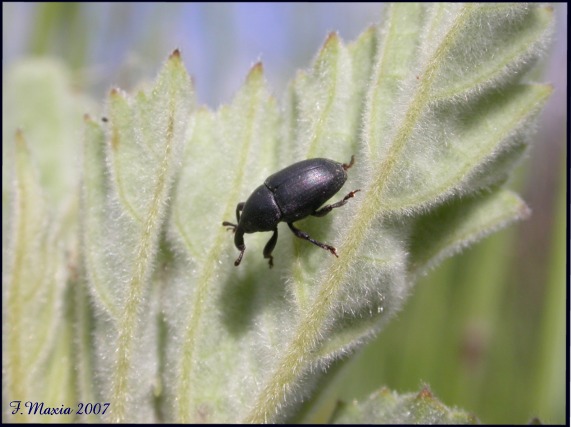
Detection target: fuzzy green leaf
<box><xmin>81</xmin><ymin>50</ymin><xmax>194</xmax><ymax>422</ymax></box>
<box><xmin>164</xmin><ymin>63</ymin><xmax>281</xmax><ymax>423</ymax></box>
<box><xmin>3</xmin><ymin>59</ymin><xmax>94</xmax><ymax>209</ymax></box>
<box><xmin>3</xmin><ymin>132</ymin><xmax>69</xmax><ymax>422</ymax></box>
<box><xmin>2</xmin><ymin>57</ymin><xmax>93</xmax><ymax>422</ymax></box>
<box><xmin>331</xmin><ymin>386</ymin><xmax>479</xmax><ymax>424</ymax></box>
<box><xmin>407</xmin><ymin>188</ymin><xmax>531</xmax><ymax>278</ymax></box>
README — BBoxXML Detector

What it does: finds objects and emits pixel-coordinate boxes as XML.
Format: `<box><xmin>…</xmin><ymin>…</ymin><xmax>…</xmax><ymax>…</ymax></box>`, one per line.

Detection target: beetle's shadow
<box><xmin>218</xmin><ymin>264</ymin><xmax>288</xmax><ymax>337</ymax></box>
<box><xmin>218</xmin><ymin>269</ymin><xmax>258</xmax><ymax>336</ymax></box>
<box><xmin>217</xmin><ymin>213</ymin><xmax>342</xmax><ymax>337</ymax></box>
<box><xmin>218</xmin><ymin>254</ymin><xmax>292</xmax><ymax>337</ymax></box>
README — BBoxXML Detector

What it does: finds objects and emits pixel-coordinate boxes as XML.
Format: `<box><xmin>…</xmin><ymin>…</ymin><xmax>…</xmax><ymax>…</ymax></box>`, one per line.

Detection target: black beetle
<box><xmin>222</xmin><ymin>156</ymin><xmax>359</xmax><ymax>268</ymax></box>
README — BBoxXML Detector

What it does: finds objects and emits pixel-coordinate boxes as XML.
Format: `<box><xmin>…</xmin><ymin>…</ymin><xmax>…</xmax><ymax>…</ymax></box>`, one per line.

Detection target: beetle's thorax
<box><xmin>239</xmin><ymin>184</ymin><xmax>281</xmax><ymax>233</ymax></box>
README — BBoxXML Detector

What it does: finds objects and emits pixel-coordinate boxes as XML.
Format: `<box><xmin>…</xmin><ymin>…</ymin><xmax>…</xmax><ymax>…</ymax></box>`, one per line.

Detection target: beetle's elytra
<box><xmin>222</xmin><ymin>156</ymin><xmax>360</xmax><ymax>268</ymax></box>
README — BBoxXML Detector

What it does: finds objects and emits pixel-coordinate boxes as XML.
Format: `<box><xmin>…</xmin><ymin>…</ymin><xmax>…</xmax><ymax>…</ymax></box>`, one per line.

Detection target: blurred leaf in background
<box><xmin>2</xmin><ymin>3</ymin><xmax>566</xmax><ymax>424</ymax></box>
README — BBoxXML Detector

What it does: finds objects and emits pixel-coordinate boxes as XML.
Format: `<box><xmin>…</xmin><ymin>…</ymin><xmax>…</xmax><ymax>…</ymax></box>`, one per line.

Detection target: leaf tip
<box><xmin>321</xmin><ymin>31</ymin><xmax>341</xmax><ymax>53</ymax></box>
<box><xmin>247</xmin><ymin>61</ymin><xmax>264</xmax><ymax>81</ymax></box>
<box><xmin>361</xmin><ymin>24</ymin><xmax>376</xmax><ymax>40</ymax></box>
<box><xmin>13</xmin><ymin>129</ymin><xmax>28</xmax><ymax>158</ymax></box>
<box><xmin>325</xmin><ymin>31</ymin><xmax>340</xmax><ymax>45</ymax></box>
<box><xmin>415</xmin><ymin>384</ymin><xmax>434</xmax><ymax>400</ymax></box>
<box><xmin>313</xmin><ymin>32</ymin><xmax>342</xmax><ymax>67</ymax></box>
<box><xmin>109</xmin><ymin>87</ymin><xmax>128</xmax><ymax>105</ymax></box>
<box><xmin>168</xmin><ymin>49</ymin><xmax>186</xmax><ymax>70</ymax></box>
<box><xmin>545</xmin><ymin>83</ymin><xmax>554</xmax><ymax>95</ymax></box>
<box><xmin>519</xmin><ymin>202</ymin><xmax>532</xmax><ymax>221</ymax></box>
<box><xmin>83</xmin><ymin>113</ymin><xmax>107</xmax><ymax>126</ymax></box>
<box><xmin>14</xmin><ymin>127</ymin><xmax>24</xmax><ymax>141</ymax></box>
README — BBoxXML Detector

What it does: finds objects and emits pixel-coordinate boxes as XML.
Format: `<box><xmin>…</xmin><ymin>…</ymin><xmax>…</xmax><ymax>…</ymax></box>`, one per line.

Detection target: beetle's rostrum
<box><xmin>222</xmin><ymin>156</ymin><xmax>360</xmax><ymax>268</ymax></box>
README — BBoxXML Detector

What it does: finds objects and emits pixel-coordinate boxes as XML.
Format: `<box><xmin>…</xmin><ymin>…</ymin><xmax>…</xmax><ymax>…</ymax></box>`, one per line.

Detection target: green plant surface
<box><xmin>2</xmin><ymin>3</ymin><xmax>560</xmax><ymax>424</ymax></box>
<box><xmin>331</xmin><ymin>385</ymin><xmax>479</xmax><ymax>424</ymax></box>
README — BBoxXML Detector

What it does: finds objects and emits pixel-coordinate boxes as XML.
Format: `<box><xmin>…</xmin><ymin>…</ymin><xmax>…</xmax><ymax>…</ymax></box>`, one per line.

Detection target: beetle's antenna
<box><xmin>342</xmin><ymin>155</ymin><xmax>355</xmax><ymax>170</ymax></box>
<box><xmin>222</xmin><ymin>221</ymin><xmax>237</xmax><ymax>233</ymax></box>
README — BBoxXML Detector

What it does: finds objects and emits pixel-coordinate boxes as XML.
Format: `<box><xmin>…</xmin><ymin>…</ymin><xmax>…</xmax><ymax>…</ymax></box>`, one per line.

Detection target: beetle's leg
<box><xmin>236</xmin><ymin>202</ymin><xmax>245</xmax><ymax>223</ymax></box>
<box><xmin>287</xmin><ymin>223</ymin><xmax>338</xmax><ymax>258</ymax></box>
<box><xmin>263</xmin><ymin>228</ymin><xmax>278</xmax><ymax>268</ymax></box>
<box><xmin>342</xmin><ymin>155</ymin><xmax>355</xmax><ymax>170</ymax></box>
<box><xmin>233</xmin><ymin>228</ymin><xmax>246</xmax><ymax>266</ymax></box>
<box><xmin>234</xmin><ymin>246</ymin><xmax>245</xmax><ymax>266</ymax></box>
<box><xmin>312</xmin><ymin>189</ymin><xmax>361</xmax><ymax>217</ymax></box>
